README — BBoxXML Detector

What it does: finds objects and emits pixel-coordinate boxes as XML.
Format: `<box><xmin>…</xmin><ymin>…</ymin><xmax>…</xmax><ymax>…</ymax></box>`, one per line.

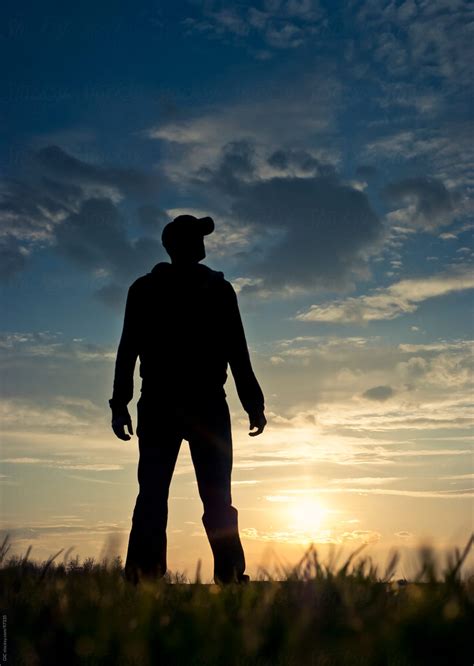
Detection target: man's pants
<box><xmin>124</xmin><ymin>393</ymin><xmax>246</xmax><ymax>584</ymax></box>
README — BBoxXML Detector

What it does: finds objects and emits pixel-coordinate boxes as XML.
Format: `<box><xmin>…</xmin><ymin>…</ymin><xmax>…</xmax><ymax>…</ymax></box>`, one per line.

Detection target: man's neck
<box><xmin>171</xmin><ymin>260</ymin><xmax>202</xmax><ymax>269</ymax></box>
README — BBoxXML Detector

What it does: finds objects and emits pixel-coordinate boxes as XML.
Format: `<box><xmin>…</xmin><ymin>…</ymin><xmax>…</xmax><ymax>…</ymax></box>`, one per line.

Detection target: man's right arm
<box><xmin>109</xmin><ymin>282</ymin><xmax>140</xmax><ymax>438</ymax></box>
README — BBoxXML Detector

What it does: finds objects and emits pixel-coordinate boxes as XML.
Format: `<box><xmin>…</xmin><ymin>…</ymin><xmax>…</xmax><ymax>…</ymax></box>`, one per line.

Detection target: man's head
<box><xmin>161</xmin><ymin>214</ymin><xmax>215</xmax><ymax>264</ymax></box>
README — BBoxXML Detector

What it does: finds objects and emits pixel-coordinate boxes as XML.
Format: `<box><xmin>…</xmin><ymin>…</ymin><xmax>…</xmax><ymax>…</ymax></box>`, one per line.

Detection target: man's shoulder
<box><xmin>129</xmin><ymin>263</ymin><xmax>172</xmax><ymax>289</ymax></box>
<box><xmin>127</xmin><ymin>263</ymin><xmax>236</xmax><ymax>296</ymax></box>
<box><xmin>128</xmin><ymin>274</ymin><xmax>153</xmax><ymax>293</ymax></box>
<box><xmin>200</xmin><ymin>266</ymin><xmax>236</xmax><ymax>297</ymax></box>
<box><xmin>199</xmin><ymin>264</ymin><xmax>230</xmax><ymax>289</ymax></box>
<box><xmin>200</xmin><ymin>263</ymin><xmax>224</xmax><ymax>279</ymax></box>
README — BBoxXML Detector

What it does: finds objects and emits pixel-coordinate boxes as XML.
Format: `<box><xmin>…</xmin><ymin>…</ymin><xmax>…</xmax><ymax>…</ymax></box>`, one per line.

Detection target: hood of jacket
<box><xmin>149</xmin><ymin>261</ymin><xmax>225</xmax><ymax>288</ymax></box>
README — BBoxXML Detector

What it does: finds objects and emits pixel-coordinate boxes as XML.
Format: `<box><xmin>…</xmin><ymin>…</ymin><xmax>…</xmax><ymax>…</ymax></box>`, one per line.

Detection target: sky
<box><xmin>1</xmin><ymin>0</ymin><xmax>473</xmax><ymax>580</ymax></box>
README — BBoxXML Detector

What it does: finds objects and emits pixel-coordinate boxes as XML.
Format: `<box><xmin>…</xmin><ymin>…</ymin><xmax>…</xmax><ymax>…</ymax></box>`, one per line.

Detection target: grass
<box><xmin>0</xmin><ymin>534</ymin><xmax>473</xmax><ymax>666</ymax></box>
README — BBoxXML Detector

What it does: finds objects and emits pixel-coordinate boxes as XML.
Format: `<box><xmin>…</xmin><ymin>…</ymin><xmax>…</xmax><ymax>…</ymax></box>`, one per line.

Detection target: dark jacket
<box><xmin>110</xmin><ymin>262</ymin><xmax>265</xmax><ymax>416</ymax></box>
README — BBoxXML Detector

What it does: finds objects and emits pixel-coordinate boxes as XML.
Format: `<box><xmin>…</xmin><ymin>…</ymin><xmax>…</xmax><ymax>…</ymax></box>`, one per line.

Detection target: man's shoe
<box><xmin>215</xmin><ymin>572</ymin><xmax>250</xmax><ymax>586</ymax></box>
<box><xmin>123</xmin><ymin>566</ymin><xmax>139</xmax><ymax>586</ymax></box>
<box><xmin>123</xmin><ymin>563</ymin><xmax>165</xmax><ymax>586</ymax></box>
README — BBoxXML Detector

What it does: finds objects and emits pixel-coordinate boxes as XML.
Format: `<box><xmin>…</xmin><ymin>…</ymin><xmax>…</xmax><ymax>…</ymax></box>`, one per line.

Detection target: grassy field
<box><xmin>1</xmin><ymin>535</ymin><xmax>472</xmax><ymax>666</ymax></box>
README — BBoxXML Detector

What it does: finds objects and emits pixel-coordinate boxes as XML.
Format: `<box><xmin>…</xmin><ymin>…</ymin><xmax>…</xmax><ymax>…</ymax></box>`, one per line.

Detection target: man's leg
<box><xmin>188</xmin><ymin>398</ymin><xmax>246</xmax><ymax>584</ymax></box>
<box><xmin>124</xmin><ymin>398</ymin><xmax>182</xmax><ymax>584</ymax></box>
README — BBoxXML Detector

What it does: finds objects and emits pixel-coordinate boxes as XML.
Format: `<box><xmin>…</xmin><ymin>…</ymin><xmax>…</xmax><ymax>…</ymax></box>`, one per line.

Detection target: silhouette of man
<box><xmin>109</xmin><ymin>214</ymin><xmax>266</xmax><ymax>585</ymax></box>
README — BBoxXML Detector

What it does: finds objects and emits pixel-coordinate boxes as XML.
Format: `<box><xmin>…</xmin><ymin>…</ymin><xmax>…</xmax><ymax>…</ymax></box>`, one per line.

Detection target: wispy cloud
<box><xmin>241</xmin><ymin>526</ymin><xmax>382</xmax><ymax>545</ymax></box>
<box><xmin>327</xmin><ymin>477</ymin><xmax>405</xmax><ymax>486</ymax></box>
<box><xmin>382</xmin><ymin>176</ymin><xmax>457</xmax><ymax>231</ymax></box>
<box><xmin>0</xmin><ymin>145</ymin><xmax>161</xmax><ymax>284</ymax></box>
<box><xmin>0</xmin><ymin>332</ymin><xmax>115</xmax><ymax>361</ymax></box>
<box><xmin>1</xmin><ymin>457</ymin><xmax>123</xmax><ymax>471</ymax></box>
<box><xmin>146</xmin><ymin>83</ymin><xmax>341</xmax><ymax>182</ymax></box>
<box><xmin>0</xmin><ymin>523</ymin><xmax>128</xmax><ymax>538</ymax></box>
<box><xmin>64</xmin><ymin>474</ymin><xmax>125</xmax><ymax>485</ymax></box>
<box><xmin>0</xmin><ymin>399</ymin><xmax>105</xmax><ymax>433</ymax></box>
<box><xmin>265</xmin><ymin>485</ymin><xmax>474</xmax><ymax>500</ymax></box>
<box><xmin>296</xmin><ymin>269</ymin><xmax>474</xmax><ymax>323</ymax></box>
<box><xmin>317</xmin><ymin>488</ymin><xmax>474</xmax><ymax>499</ymax></box>
<box><xmin>183</xmin><ymin>0</ymin><xmax>326</xmax><ymax>54</ymax></box>
<box><xmin>354</xmin><ymin>0</ymin><xmax>473</xmax><ymax>84</ymax></box>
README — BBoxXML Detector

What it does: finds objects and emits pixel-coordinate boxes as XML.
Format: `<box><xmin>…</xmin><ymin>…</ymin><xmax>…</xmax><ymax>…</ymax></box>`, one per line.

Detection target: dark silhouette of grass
<box><xmin>0</xmin><ymin>533</ymin><xmax>472</xmax><ymax>665</ymax></box>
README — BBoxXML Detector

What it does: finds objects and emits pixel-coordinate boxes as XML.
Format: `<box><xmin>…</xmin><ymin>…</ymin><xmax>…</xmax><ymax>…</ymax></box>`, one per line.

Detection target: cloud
<box><xmin>340</xmin><ymin>530</ymin><xmax>381</xmax><ymax>543</ymax></box>
<box><xmin>328</xmin><ymin>476</ymin><xmax>403</xmax><ymax>486</ymax></box>
<box><xmin>136</xmin><ymin>205</ymin><xmax>170</xmax><ymax>234</ymax></box>
<box><xmin>375</xmin><ymin>81</ymin><xmax>441</xmax><ymax>115</ymax></box>
<box><xmin>364</xmin><ymin>123</ymin><xmax>474</xmax><ymax>195</ymax></box>
<box><xmin>93</xmin><ymin>282</ymin><xmax>127</xmax><ymax>309</ymax></box>
<box><xmin>63</xmin><ymin>474</ymin><xmax>124</xmax><ymax>485</ymax></box>
<box><xmin>143</xmin><ymin>73</ymin><xmax>392</xmax><ymax>295</ymax></box>
<box><xmin>398</xmin><ymin>341</ymin><xmax>471</xmax><ymax>353</ymax></box>
<box><xmin>395</xmin><ymin>531</ymin><xmax>413</xmax><ymax>539</ymax></box>
<box><xmin>184</xmin><ymin>0</ymin><xmax>325</xmax><ymax>53</ymax></box>
<box><xmin>147</xmin><ymin>98</ymin><xmax>382</xmax><ymax>293</ymax></box>
<box><xmin>0</xmin><ymin>235</ymin><xmax>28</xmax><ymax>280</ymax></box>
<box><xmin>184</xmin><ymin>140</ymin><xmax>381</xmax><ymax>293</ymax></box>
<box><xmin>0</xmin><ymin>176</ymin><xmax>80</xmax><ymax>244</ymax></box>
<box><xmin>356</xmin><ymin>165</ymin><xmax>377</xmax><ymax>180</ymax></box>
<box><xmin>54</xmin><ymin>197</ymin><xmax>163</xmax><ymax>283</ymax></box>
<box><xmin>0</xmin><ymin>174</ymin><xmax>80</xmax><ymax>278</ymax></box>
<box><xmin>0</xmin><ymin>331</ymin><xmax>115</xmax><ymax>361</ymax></box>
<box><xmin>232</xmin><ymin>174</ymin><xmax>381</xmax><ymax>292</ymax></box>
<box><xmin>318</xmin><ymin>488</ymin><xmax>474</xmax><ymax>499</ymax></box>
<box><xmin>148</xmin><ymin>102</ymin><xmax>334</xmax><ymax>156</ymax></box>
<box><xmin>0</xmin><ymin>523</ymin><xmax>127</xmax><ymax>540</ymax></box>
<box><xmin>1</xmin><ymin>457</ymin><xmax>123</xmax><ymax>471</ymax></box>
<box><xmin>0</xmin><ymin>397</ymin><xmax>102</xmax><ymax>433</ymax></box>
<box><xmin>256</xmin><ymin>333</ymin><xmax>473</xmax><ymax>438</ymax></box>
<box><xmin>266</xmin><ymin>148</ymin><xmax>335</xmax><ymax>177</ymax></box>
<box><xmin>316</xmin><ymin>397</ymin><xmax>473</xmax><ymax>435</ymax></box>
<box><xmin>241</xmin><ymin>526</ymin><xmax>382</xmax><ymax>545</ymax></box>
<box><xmin>354</xmin><ymin>0</ymin><xmax>473</xmax><ymax>85</ymax></box>
<box><xmin>383</xmin><ymin>176</ymin><xmax>456</xmax><ymax>230</ymax></box>
<box><xmin>296</xmin><ymin>268</ymin><xmax>474</xmax><ymax>323</ymax></box>
<box><xmin>34</xmin><ymin>145</ymin><xmax>157</xmax><ymax>199</ymax></box>
<box><xmin>0</xmin><ymin>333</ymin><xmax>116</xmax><ymax>408</ymax></box>
<box><xmin>0</xmin><ymin>146</ymin><xmax>157</xmax><ymax>245</ymax></box>
<box><xmin>0</xmin><ymin>145</ymin><xmax>164</xmax><ymax>287</ymax></box>
<box><xmin>146</xmin><ymin>75</ymin><xmax>342</xmax><ymax>183</ymax></box>
<box><xmin>55</xmin><ymin>198</ymin><xmax>130</xmax><ymax>271</ymax></box>
<box><xmin>442</xmin><ymin>473</ymin><xmax>474</xmax><ymax>481</ymax></box>
<box><xmin>362</xmin><ymin>385</ymin><xmax>395</xmax><ymax>402</ymax></box>
<box><xmin>197</xmin><ymin>139</ymin><xmax>258</xmax><ymax>194</ymax></box>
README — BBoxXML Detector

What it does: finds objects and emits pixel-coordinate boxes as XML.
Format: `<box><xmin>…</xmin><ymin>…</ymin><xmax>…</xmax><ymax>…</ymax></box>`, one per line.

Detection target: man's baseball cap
<box><xmin>161</xmin><ymin>214</ymin><xmax>215</xmax><ymax>248</ymax></box>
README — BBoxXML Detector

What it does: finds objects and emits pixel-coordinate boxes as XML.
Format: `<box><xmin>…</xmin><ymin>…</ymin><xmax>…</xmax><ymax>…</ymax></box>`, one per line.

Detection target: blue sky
<box><xmin>1</xmin><ymin>0</ymin><xmax>472</xmax><ymax>578</ymax></box>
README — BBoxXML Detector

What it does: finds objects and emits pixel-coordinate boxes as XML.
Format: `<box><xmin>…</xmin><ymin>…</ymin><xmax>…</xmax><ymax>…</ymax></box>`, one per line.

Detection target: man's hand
<box><xmin>249</xmin><ymin>412</ymin><xmax>267</xmax><ymax>437</ymax></box>
<box><xmin>111</xmin><ymin>411</ymin><xmax>134</xmax><ymax>441</ymax></box>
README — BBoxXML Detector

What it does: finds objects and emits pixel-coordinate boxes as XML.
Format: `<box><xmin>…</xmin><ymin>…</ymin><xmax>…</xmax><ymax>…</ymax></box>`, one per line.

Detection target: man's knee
<box><xmin>202</xmin><ymin>503</ymin><xmax>238</xmax><ymax>530</ymax></box>
<box><xmin>199</xmin><ymin>484</ymin><xmax>232</xmax><ymax>512</ymax></box>
<box><xmin>132</xmin><ymin>487</ymin><xmax>169</xmax><ymax>528</ymax></box>
<box><xmin>136</xmin><ymin>479</ymin><xmax>170</xmax><ymax>502</ymax></box>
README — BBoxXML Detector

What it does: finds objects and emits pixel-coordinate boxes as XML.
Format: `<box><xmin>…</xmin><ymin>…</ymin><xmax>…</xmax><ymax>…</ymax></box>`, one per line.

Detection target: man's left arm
<box><xmin>224</xmin><ymin>282</ymin><xmax>267</xmax><ymax>437</ymax></box>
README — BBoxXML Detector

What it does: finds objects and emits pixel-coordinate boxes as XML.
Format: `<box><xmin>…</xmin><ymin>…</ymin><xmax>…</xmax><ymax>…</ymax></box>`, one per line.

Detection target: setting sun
<box><xmin>286</xmin><ymin>498</ymin><xmax>328</xmax><ymax>535</ymax></box>
<box><xmin>263</xmin><ymin>494</ymin><xmax>335</xmax><ymax>544</ymax></box>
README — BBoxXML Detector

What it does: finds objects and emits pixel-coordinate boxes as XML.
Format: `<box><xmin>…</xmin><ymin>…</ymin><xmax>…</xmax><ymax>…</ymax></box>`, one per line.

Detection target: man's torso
<box><xmin>132</xmin><ymin>262</ymin><xmax>233</xmax><ymax>402</ymax></box>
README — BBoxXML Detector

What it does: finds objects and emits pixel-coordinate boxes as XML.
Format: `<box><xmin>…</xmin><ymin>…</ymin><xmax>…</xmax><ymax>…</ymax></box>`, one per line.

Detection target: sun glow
<box><xmin>266</xmin><ymin>494</ymin><xmax>335</xmax><ymax>544</ymax></box>
<box><xmin>287</xmin><ymin>498</ymin><xmax>328</xmax><ymax>533</ymax></box>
